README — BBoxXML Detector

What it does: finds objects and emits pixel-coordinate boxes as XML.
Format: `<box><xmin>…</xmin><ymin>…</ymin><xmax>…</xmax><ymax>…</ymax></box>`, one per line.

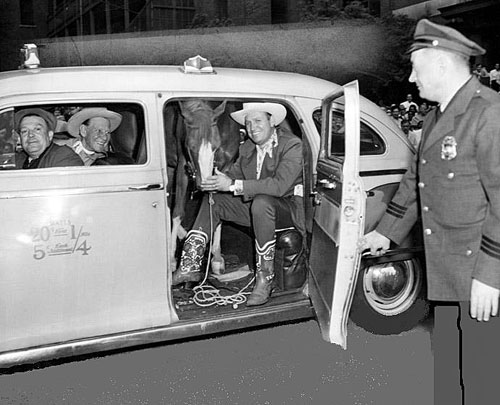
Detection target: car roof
<box><xmin>0</xmin><ymin>64</ymin><xmax>405</xmax><ymax>145</ymax></box>
<box><xmin>0</xmin><ymin>65</ymin><xmax>340</xmax><ymax>100</ymax></box>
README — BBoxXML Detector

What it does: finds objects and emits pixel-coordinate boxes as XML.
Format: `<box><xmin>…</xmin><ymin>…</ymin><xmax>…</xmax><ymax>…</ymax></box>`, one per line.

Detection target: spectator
<box><xmin>390</xmin><ymin>104</ymin><xmax>401</xmax><ymax>126</ymax></box>
<box><xmin>400</xmin><ymin>119</ymin><xmax>411</xmax><ymax>135</ymax></box>
<box><xmin>400</xmin><ymin>94</ymin><xmax>418</xmax><ymax>111</ymax></box>
<box><xmin>473</xmin><ymin>63</ymin><xmax>490</xmax><ymax>86</ymax></box>
<box><xmin>490</xmin><ymin>63</ymin><xmax>500</xmax><ymax>92</ymax></box>
<box><xmin>411</xmin><ymin>102</ymin><xmax>428</xmax><ymax>128</ymax></box>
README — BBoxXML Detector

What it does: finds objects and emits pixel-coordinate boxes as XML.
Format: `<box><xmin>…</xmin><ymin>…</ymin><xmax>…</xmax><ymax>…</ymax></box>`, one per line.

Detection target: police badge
<box><xmin>441</xmin><ymin>136</ymin><xmax>457</xmax><ymax>160</ymax></box>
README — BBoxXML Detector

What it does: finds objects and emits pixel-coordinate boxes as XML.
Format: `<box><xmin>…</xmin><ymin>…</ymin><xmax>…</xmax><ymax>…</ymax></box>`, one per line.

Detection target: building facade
<box><xmin>381</xmin><ymin>0</ymin><xmax>500</xmax><ymax>67</ymax></box>
<box><xmin>46</xmin><ymin>0</ymin><xmax>305</xmax><ymax>37</ymax></box>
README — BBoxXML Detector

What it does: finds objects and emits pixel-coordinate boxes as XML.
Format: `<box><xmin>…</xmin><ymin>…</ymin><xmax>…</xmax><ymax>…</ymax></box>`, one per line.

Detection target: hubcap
<box><xmin>362</xmin><ymin>259</ymin><xmax>422</xmax><ymax>316</ymax></box>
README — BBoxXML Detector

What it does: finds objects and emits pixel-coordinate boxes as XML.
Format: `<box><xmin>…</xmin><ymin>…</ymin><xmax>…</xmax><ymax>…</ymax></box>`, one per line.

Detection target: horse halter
<box><xmin>184</xmin><ymin>111</ymin><xmax>221</xmax><ymax>185</ymax></box>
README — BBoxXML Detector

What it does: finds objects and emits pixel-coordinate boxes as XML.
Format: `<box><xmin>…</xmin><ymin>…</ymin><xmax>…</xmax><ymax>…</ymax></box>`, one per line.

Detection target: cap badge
<box><xmin>441</xmin><ymin>136</ymin><xmax>457</xmax><ymax>160</ymax></box>
<box><xmin>432</xmin><ymin>40</ymin><xmax>439</xmax><ymax>46</ymax></box>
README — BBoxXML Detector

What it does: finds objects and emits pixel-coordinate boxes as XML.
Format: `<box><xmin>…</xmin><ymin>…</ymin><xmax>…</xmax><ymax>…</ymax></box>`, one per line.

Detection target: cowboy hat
<box><xmin>67</xmin><ymin>108</ymin><xmax>122</xmax><ymax>137</ymax></box>
<box><xmin>15</xmin><ymin>108</ymin><xmax>57</xmax><ymax>132</ymax></box>
<box><xmin>230</xmin><ymin>103</ymin><xmax>286</xmax><ymax>126</ymax></box>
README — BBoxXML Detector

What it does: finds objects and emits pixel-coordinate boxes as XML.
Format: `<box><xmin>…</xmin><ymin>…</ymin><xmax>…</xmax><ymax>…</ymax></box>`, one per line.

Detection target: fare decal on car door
<box><xmin>29</xmin><ymin>219</ymin><xmax>92</xmax><ymax>260</ymax></box>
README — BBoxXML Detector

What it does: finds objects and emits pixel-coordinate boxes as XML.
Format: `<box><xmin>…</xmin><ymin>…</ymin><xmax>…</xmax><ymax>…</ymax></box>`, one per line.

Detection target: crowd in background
<box><xmin>378</xmin><ymin>93</ymin><xmax>431</xmax><ymax>149</ymax></box>
<box><xmin>378</xmin><ymin>62</ymin><xmax>500</xmax><ymax>150</ymax></box>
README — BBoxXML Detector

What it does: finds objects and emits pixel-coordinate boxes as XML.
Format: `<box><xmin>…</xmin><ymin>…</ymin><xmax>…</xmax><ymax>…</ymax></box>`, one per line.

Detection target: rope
<box><xmin>192</xmin><ymin>191</ymin><xmax>255</xmax><ymax>308</ymax></box>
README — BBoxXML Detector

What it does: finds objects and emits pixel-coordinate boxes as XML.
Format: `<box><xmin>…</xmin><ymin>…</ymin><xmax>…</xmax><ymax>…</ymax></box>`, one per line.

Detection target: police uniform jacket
<box><xmin>377</xmin><ymin>77</ymin><xmax>500</xmax><ymax>301</ymax></box>
<box><xmin>226</xmin><ymin>126</ymin><xmax>305</xmax><ymax>236</ymax></box>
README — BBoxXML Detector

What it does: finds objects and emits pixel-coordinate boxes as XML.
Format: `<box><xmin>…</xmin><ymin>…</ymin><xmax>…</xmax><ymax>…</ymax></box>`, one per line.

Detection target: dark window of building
<box><xmin>271</xmin><ymin>0</ymin><xmax>287</xmax><ymax>24</ymax></box>
<box><xmin>20</xmin><ymin>0</ymin><xmax>35</xmax><ymax>26</ymax></box>
<box><xmin>94</xmin><ymin>2</ymin><xmax>107</xmax><ymax>34</ymax></box>
<box><xmin>217</xmin><ymin>0</ymin><xmax>229</xmax><ymax>19</ymax></box>
<box><xmin>110</xmin><ymin>0</ymin><xmax>126</xmax><ymax>32</ymax></box>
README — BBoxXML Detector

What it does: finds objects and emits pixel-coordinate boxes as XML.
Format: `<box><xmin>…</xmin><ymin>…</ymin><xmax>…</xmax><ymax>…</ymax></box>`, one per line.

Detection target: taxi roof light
<box><xmin>20</xmin><ymin>44</ymin><xmax>40</xmax><ymax>69</ymax></box>
<box><xmin>182</xmin><ymin>55</ymin><xmax>214</xmax><ymax>74</ymax></box>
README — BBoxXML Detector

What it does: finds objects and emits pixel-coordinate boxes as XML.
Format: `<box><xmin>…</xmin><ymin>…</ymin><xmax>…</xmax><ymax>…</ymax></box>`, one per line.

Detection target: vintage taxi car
<box><xmin>0</xmin><ymin>51</ymin><xmax>428</xmax><ymax>370</ymax></box>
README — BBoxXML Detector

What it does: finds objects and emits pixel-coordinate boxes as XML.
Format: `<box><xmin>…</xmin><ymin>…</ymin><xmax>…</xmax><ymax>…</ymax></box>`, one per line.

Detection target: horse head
<box><xmin>179</xmin><ymin>100</ymin><xmax>228</xmax><ymax>188</ymax></box>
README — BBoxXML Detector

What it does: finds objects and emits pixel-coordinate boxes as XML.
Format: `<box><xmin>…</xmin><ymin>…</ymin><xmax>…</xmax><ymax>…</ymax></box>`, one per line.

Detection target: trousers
<box><xmin>433</xmin><ymin>301</ymin><xmax>500</xmax><ymax>405</ymax></box>
<box><xmin>191</xmin><ymin>193</ymin><xmax>296</xmax><ymax>246</ymax></box>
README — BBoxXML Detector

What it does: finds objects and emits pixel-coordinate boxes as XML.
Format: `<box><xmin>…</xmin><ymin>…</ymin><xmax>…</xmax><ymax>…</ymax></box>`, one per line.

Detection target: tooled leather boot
<box><xmin>247</xmin><ymin>240</ymin><xmax>276</xmax><ymax>306</ymax></box>
<box><xmin>171</xmin><ymin>230</ymin><xmax>207</xmax><ymax>286</ymax></box>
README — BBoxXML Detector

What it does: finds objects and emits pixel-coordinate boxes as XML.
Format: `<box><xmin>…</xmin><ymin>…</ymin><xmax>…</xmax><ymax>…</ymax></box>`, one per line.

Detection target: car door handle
<box><xmin>319</xmin><ymin>179</ymin><xmax>337</xmax><ymax>189</ymax></box>
<box><xmin>128</xmin><ymin>184</ymin><xmax>163</xmax><ymax>191</ymax></box>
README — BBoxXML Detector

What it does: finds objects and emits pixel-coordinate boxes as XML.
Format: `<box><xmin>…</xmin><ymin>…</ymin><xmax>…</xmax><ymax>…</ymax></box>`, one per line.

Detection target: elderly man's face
<box><xmin>244</xmin><ymin>111</ymin><xmax>273</xmax><ymax>146</ymax></box>
<box><xmin>409</xmin><ymin>49</ymin><xmax>442</xmax><ymax>102</ymax></box>
<box><xmin>19</xmin><ymin>115</ymin><xmax>53</xmax><ymax>159</ymax></box>
<box><xmin>82</xmin><ymin>117</ymin><xmax>111</xmax><ymax>153</ymax></box>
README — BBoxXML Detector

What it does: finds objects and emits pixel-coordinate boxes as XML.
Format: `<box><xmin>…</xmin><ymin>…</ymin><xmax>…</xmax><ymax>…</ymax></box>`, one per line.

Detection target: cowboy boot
<box><xmin>247</xmin><ymin>240</ymin><xmax>276</xmax><ymax>306</ymax></box>
<box><xmin>171</xmin><ymin>230</ymin><xmax>207</xmax><ymax>286</ymax></box>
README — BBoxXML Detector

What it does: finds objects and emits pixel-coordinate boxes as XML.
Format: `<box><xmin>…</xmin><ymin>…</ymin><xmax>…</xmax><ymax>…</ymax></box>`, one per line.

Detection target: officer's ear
<box><xmin>48</xmin><ymin>130</ymin><xmax>54</xmax><ymax>142</ymax></box>
<box><xmin>269</xmin><ymin>115</ymin><xmax>277</xmax><ymax>127</ymax></box>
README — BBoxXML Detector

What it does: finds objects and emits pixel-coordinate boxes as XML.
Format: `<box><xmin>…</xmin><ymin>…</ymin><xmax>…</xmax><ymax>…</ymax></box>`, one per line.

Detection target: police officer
<box><xmin>360</xmin><ymin>19</ymin><xmax>500</xmax><ymax>404</ymax></box>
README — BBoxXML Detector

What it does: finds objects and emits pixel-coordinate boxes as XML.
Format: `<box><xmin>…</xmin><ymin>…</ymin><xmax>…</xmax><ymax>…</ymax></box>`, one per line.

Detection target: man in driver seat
<box><xmin>171</xmin><ymin>102</ymin><xmax>305</xmax><ymax>306</ymax></box>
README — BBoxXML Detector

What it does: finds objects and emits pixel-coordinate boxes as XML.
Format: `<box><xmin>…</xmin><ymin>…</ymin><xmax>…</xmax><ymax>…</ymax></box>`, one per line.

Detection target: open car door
<box><xmin>308</xmin><ymin>80</ymin><xmax>366</xmax><ymax>349</ymax></box>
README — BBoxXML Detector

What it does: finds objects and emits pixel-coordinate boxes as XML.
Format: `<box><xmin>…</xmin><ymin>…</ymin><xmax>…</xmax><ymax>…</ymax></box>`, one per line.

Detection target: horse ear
<box><xmin>178</xmin><ymin>101</ymin><xmax>194</xmax><ymax>123</ymax></box>
<box><xmin>212</xmin><ymin>100</ymin><xmax>227</xmax><ymax>121</ymax></box>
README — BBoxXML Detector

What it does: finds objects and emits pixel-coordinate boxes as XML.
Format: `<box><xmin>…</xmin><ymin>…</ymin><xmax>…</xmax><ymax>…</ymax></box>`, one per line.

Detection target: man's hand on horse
<box><xmin>200</xmin><ymin>168</ymin><xmax>232</xmax><ymax>192</ymax></box>
<box><xmin>358</xmin><ymin>230</ymin><xmax>390</xmax><ymax>256</ymax></box>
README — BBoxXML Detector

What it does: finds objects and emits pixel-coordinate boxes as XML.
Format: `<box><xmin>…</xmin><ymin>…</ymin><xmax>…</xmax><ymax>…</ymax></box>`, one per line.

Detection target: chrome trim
<box><xmin>0</xmin><ymin>299</ymin><xmax>312</xmax><ymax>370</ymax></box>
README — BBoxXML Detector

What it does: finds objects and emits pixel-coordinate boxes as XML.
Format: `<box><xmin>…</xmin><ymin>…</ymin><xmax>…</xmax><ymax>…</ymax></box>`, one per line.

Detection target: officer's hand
<box><xmin>470</xmin><ymin>279</ymin><xmax>500</xmax><ymax>322</ymax></box>
<box><xmin>358</xmin><ymin>230</ymin><xmax>390</xmax><ymax>256</ymax></box>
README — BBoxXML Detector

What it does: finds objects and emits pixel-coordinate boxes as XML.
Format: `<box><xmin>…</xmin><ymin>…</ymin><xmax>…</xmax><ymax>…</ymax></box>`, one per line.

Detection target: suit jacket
<box><xmin>17</xmin><ymin>143</ymin><xmax>84</xmax><ymax>169</ymax></box>
<box><xmin>377</xmin><ymin>77</ymin><xmax>500</xmax><ymax>301</ymax></box>
<box><xmin>226</xmin><ymin>127</ymin><xmax>305</xmax><ymax>236</ymax></box>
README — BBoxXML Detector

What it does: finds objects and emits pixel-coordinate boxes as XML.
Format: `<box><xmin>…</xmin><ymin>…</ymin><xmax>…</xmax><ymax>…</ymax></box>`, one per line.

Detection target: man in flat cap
<box><xmin>66</xmin><ymin>107</ymin><xmax>123</xmax><ymax>165</ymax></box>
<box><xmin>171</xmin><ymin>102</ymin><xmax>305</xmax><ymax>306</ymax></box>
<box><xmin>360</xmin><ymin>19</ymin><xmax>500</xmax><ymax>404</ymax></box>
<box><xmin>15</xmin><ymin>108</ymin><xmax>83</xmax><ymax>169</ymax></box>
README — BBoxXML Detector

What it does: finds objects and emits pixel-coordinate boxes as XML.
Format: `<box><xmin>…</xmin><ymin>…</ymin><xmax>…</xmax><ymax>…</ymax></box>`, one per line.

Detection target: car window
<box><xmin>0</xmin><ymin>103</ymin><xmax>147</xmax><ymax>170</ymax></box>
<box><xmin>162</xmin><ymin>98</ymin><xmax>305</xmax><ymax>213</ymax></box>
<box><xmin>162</xmin><ymin>98</ymin><xmax>303</xmax><ymax>168</ymax></box>
<box><xmin>312</xmin><ymin>109</ymin><xmax>385</xmax><ymax>157</ymax></box>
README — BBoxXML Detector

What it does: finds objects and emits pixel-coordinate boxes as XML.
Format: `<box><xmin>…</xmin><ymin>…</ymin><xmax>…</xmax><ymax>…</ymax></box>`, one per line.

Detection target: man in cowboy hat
<box><xmin>15</xmin><ymin>108</ymin><xmax>83</xmax><ymax>169</ymax></box>
<box><xmin>171</xmin><ymin>102</ymin><xmax>305</xmax><ymax>306</ymax></box>
<box><xmin>360</xmin><ymin>19</ymin><xmax>500</xmax><ymax>404</ymax></box>
<box><xmin>66</xmin><ymin>107</ymin><xmax>122</xmax><ymax>165</ymax></box>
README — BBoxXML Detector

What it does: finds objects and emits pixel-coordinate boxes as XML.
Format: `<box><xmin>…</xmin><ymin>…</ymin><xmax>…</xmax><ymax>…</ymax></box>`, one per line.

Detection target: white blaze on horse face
<box><xmin>198</xmin><ymin>140</ymin><xmax>215</xmax><ymax>182</ymax></box>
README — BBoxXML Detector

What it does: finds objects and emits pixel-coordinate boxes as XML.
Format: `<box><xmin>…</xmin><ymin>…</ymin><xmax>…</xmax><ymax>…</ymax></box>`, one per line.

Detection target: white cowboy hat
<box><xmin>67</xmin><ymin>107</ymin><xmax>122</xmax><ymax>137</ymax></box>
<box><xmin>230</xmin><ymin>103</ymin><xmax>286</xmax><ymax>126</ymax></box>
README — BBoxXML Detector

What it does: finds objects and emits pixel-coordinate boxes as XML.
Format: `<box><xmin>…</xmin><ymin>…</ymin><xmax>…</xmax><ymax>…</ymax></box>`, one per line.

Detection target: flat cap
<box><xmin>408</xmin><ymin>19</ymin><xmax>485</xmax><ymax>57</ymax></box>
<box><xmin>15</xmin><ymin>108</ymin><xmax>57</xmax><ymax>132</ymax></box>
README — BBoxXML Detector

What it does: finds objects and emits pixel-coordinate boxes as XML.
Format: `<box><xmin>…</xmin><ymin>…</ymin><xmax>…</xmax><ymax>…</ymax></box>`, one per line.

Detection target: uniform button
<box><xmin>424</xmin><ymin>228</ymin><xmax>432</xmax><ymax>235</ymax></box>
<box><xmin>423</xmin><ymin>206</ymin><xmax>429</xmax><ymax>212</ymax></box>
<box><xmin>418</xmin><ymin>182</ymin><xmax>425</xmax><ymax>188</ymax></box>
<box><xmin>447</xmin><ymin>172</ymin><xmax>455</xmax><ymax>179</ymax></box>
<box><xmin>466</xmin><ymin>249</ymin><xmax>473</xmax><ymax>256</ymax></box>
<box><xmin>421</xmin><ymin>158</ymin><xmax>427</xmax><ymax>165</ymax></box>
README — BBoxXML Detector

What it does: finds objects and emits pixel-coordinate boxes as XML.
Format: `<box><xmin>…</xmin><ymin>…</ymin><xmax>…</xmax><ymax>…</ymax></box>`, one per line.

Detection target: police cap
<box><xmin>408</xmin><ymin>19</ymin><xmax>485</xmax><ymax>57</ymax></box>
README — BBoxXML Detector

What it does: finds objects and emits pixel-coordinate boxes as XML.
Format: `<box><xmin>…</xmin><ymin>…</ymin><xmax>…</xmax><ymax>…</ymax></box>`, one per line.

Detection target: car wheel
<box><xmin>349</xmin><ymin>257</ymin><xmax>429</xmax><ymax>335</ymax></box>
